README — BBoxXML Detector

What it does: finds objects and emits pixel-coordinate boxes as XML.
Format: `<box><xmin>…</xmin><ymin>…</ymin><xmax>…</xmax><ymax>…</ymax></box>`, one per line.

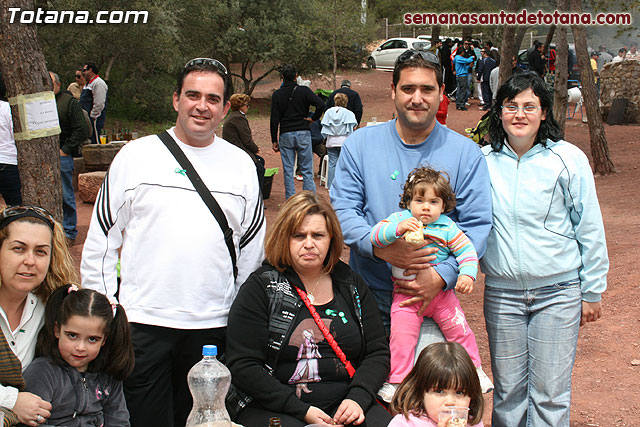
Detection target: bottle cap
<box><xmin>202</xmin><ymin>345</ymin><xmax>217</xmax><ymax>356</ymax></box>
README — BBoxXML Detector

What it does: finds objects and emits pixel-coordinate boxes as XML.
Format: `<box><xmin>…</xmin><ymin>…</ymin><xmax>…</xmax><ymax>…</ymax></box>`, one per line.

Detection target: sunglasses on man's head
<box><xmin>395</xmin><ymin>49</ymin><xmax>440</xmax><ymax>67</ymax></box>
<box><xmin>184</xmin><ymin>58</ymin><xmax>228</xmax><ymax>75</ymax></box>
<box><xmin>82</xmin><ymin>68</ymin><xmax>88</xmax><ymax>72</ymax></box>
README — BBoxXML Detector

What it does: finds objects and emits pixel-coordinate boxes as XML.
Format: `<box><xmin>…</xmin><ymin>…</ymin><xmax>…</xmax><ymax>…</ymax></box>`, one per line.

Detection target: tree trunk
<box><xmin>543</xmin><ymin>25</ymin><xmax>556</xmax><ymax>55</ymax></box>
<box><xmin>553</xmin><ymin>25</ymin><xmax>569</xmax><ymax>132</ymax></box>
<box><xmin>514</xmin><ymin>25</ymin><xmax>529</xmax><ymax>52</ymax></box>
<box><xmin>431</xmin><ymin>25</ymin><xmax>441</xmax><ymax>45</ymax></box>
<box><xmin>553</xmin><ymin>0</ymin><xmax>569</xmax><ymax>132</ymax></box>
<box><xmin>570</xmin><ymin>0</ymin><xmax>615</xmax><ymax>174</ymax></box>
<box><xmin>332</xmin><ymin>33</ymin><xmax>338</xmax><ymax>90</ymax></box>
<box><xmin>461</xmin><ymin>26</ymin><xmax>473</xmax><ymax>40</ymax></box>
<box><xmin>104</xmin><ymin>56</ymin><xmax>115</xmax><ymax>81</ymax></box>
<box><xmin>498</xmin><ymin>0</ymin><xmax>518</xmax><ymax>87</ymax></box>
<box><xmin>0</xmin><ymin>0</ymin><xmax>63</xmax><ymax>219</ymax></box>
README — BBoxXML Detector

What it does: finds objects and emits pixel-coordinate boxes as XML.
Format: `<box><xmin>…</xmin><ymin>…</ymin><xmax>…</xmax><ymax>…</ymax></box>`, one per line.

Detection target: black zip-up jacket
<box><xmin>270</xmin><ymin>81</ymin><xmax>325</xmax><ymax>143</ymax></box>
<box><xmin>226</xmin><ymin>261</ymin><xmax>390</xmax><ymax>420</ymax></box>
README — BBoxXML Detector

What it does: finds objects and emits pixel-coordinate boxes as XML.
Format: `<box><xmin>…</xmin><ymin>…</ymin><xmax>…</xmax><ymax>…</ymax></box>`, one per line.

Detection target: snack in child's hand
<box><xmin>403</xmin><ymin>228</ymin><xmax>424</xmax><ymax>245</ymax></box>
<box><xmin>447</xmin><ymin>418</ymin><xmax>468</xmax><ymax>427</ymax></box>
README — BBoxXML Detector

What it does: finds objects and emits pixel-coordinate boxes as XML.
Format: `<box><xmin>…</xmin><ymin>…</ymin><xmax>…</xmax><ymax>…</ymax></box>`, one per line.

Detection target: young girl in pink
<box><xmin>371</xmin><ymin>168</ymin><xmax>492</xmax><ymax>402</ymax></box>
<box><xmin>389</xmin><ymin>342</ymin><xmax>484</xmax><ymax>427</ymax></box>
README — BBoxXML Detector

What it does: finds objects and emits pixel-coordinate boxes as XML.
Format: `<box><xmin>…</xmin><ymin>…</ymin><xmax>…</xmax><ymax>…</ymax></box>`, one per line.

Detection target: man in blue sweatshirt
<box><xmin>453</xmin><ymin>49</ymin><xmax>474</xmax><ymax>110</ymax></box>
<box><xmin>331</xmin><ymin>49</ymin><xmax>491</xmax><ymax>332</ymax></box>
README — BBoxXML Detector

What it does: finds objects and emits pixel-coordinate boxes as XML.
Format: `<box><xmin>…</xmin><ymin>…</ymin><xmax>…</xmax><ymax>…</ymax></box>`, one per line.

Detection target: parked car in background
<box><xmin>368</xmin><ymin>37</ymin><xmax>430</xmax><ymax>69</ymax></box>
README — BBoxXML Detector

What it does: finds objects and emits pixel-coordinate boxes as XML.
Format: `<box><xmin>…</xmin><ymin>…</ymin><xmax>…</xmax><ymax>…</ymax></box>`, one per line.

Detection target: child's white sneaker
<box><xmin>377</xmin><ymin>382</ymin><xmax>399</xmax><ymax>403</ymax></box>
<box><xmin>476</xmin><ymin>367</ymin><xmax>494</xmax><ymax>393</ymax></box>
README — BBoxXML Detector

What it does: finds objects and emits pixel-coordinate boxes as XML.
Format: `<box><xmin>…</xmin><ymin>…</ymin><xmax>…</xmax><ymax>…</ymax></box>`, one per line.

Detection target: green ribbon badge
<box><xmin>175</xmin><ymin>168</ymin><xmax>187</xmax><ymax>176</ymax></box>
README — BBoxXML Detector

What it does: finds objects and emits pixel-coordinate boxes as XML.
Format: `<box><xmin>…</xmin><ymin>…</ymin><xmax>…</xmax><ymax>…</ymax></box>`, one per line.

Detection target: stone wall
<box><xmin>600</xmin><ymin>60</ymin><xmax>640</xmax><ymax>124</ymax></box>
<box><xmin>82</xmin><ymin>142</ymin><xmax>126</xmax><ymax>172</ymax></box>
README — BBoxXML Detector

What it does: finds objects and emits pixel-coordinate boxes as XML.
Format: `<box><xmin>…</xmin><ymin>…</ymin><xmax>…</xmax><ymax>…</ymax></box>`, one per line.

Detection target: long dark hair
<box><xmin>36</xmin><ymin>285</ymin><xmax>134</xmax><ymax>380</ymax></box>
<box><xmin>390</xmin><ymin>342</ymin><xmax>484</xmax><ymax>425</ymax></box>
<box><xmin>488</xmin><ymin>71</ymin><xmax>563</xmax><ymax>152</ymax></box>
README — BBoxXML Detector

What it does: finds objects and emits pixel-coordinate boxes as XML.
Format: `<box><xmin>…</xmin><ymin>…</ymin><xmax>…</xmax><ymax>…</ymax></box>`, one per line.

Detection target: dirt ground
<box><xmin>67</xmin><ymin>68</ymin><xmax>639</xmax><ymax>426</ymax></box>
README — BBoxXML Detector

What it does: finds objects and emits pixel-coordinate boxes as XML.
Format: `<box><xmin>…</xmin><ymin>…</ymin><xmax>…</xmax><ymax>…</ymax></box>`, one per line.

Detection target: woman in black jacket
<box><xmin>222</xmin><ymin>93</ymin><xmax>265</xmax><ymax>192</ymax></box>
<box><xmin>226</xmin><ymin>191</ymin><xmax>391</xmax><ymax>426</ymax></box>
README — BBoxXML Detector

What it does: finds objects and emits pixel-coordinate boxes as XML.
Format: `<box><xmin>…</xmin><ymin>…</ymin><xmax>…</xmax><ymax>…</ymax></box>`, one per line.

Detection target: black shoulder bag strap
<box><xmin>157</xmin><ymin>131</ymin><xmax>238</xmax><ymax>279</ymax></box>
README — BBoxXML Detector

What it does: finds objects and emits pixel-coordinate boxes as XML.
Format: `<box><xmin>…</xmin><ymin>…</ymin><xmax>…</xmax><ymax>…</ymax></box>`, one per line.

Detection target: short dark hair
<box><xmin>280</xmin><ymin>64</ymin><xmax>297</xmax><ymax>82</ymax></box>
<box><xmin>84</xmin><ymin>62</ymin><xmax>99</xmax><ymax>74</ymax></box>
<box><xmin>485</xmin><ymin>40</ymin><xmax>493</xmax><ymax>48</ymax></box>
<box><xmin>391</xmin><ymin>342</ymin><xmax>484</xmax><ymax>425</ymax></box>
<box><xmin>392</xmin><ymin>55</ymin><xmax>443</xmax><ymax>88</ymax></box>
<box><xmin>176</xmin><ymin>60</ymin><xmax>231</xmax><ymax>103</ymax></box>
<box><xmin>488</xmin><ymin>71</ymin><xmax>563</xmax><ymax>152</ymax></box>
<box><xmin>36</xmin><ymin>285</ymin><xmax>135</xmax><ymax>381</ymax></box>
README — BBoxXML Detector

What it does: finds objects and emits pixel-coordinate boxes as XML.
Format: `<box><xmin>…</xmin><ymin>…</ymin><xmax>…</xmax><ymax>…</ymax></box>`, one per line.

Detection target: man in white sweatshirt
<box><xmin>79</xmin><ymin>62</ymin><xmax>107</xmax><ymax>144</ymax></box>
<box><xmin>81</xmin><ymin>58</ymin><xmax>266</xmax><ymax>427</ymax></box>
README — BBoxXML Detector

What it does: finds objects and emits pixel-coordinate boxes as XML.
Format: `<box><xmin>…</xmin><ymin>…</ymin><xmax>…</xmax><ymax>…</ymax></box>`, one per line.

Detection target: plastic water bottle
<box><xmin>185</xmin><ymin>345</ymin><xmax>232</xmax><ymax>427</ymax></box>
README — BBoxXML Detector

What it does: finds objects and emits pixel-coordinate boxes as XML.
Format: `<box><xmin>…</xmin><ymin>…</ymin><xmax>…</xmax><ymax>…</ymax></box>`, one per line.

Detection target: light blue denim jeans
<box><xmin>60</xmin><ymin>155</ymin><xmax>78</xmax><ymax>240</ymax></box>
<box><xmin>278</xmin><ymin>130</ymin><xmax>316</xmax><ymax>199</ymax></box>
<box><xmin>327</xmin><ymin>147</ymin><xmax>341</xmax><ymax>190</ymax></box>
<box><xmin>484</xmin><ymin>281</ymin><xmax>582</xmax><ymax>427</ymax></box>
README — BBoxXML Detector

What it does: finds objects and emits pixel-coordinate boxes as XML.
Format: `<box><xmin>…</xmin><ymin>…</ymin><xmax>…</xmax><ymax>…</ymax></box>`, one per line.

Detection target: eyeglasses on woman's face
<box><xmin>501</xmin><ymin>105</ymin><xmax>542</xmax><ymax>115</ymax></box>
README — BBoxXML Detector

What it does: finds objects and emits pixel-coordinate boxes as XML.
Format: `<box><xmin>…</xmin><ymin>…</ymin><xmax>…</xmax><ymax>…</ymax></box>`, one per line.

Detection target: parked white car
<box><xmin>368</xmin><ymin>38</ymin><xmax>431</xmax><ymax>69</ymax></box>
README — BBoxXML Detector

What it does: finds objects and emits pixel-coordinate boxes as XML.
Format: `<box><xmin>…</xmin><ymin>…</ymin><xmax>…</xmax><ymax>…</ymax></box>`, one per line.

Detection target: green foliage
<box><xmin>36</xmin><ymin>0</ymin><xmax>377</xmax><ymax>121</ymax></box>
<box><xmin>304</xmin><ymin>0</ymin><xmax>377</xmax><ymax>74</ymax></box>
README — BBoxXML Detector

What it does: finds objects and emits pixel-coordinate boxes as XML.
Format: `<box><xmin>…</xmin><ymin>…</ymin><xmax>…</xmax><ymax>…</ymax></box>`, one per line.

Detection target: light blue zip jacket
<box><xmin>480</xmin><ymin>139</ymin><xmax>608</xmax><ymax>302</ymax></box>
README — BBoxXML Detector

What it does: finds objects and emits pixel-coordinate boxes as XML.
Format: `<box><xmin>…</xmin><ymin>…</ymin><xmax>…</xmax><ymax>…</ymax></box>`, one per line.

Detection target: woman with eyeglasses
<box><xmin>480</xmin><ymin>71</ymin><xmax>608</xmax><ymax>426</ymax></box>
<box><xmin>0</xmin><ymin>205</ymin><xmax>78</xmax><ymax>426</ymax></box>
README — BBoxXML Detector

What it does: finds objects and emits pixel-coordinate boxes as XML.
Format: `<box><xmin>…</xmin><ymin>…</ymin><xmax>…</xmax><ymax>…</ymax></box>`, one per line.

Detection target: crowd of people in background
<box><xmin>2</xmin><ymin>28</ymin><xmax>632</xmax><ymax>425</ymax></box>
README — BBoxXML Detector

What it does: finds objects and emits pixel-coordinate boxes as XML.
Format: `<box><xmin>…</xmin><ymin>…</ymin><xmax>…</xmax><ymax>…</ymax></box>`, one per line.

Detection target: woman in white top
<box><xmin>0</xmin><ymin>74</ymin><xmax>21</xmax><ymax>206</ymax></box>
<box><xmin>321</xmin><ymin>93</ymin><xmax>357</xmax><ymax>190</ymax></box>
<box><xmin>0</xmin><ymin>205</ymin><xmax>78</xmax><ymax>426</ymax></box>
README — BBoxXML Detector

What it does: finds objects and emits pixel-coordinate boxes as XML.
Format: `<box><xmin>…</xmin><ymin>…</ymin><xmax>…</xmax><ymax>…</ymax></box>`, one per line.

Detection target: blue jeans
<box><xmin>0</xmin><ymin>163</ymin><xmax>22</xmax><ymax>205</ymax></box>
<box><xmin>60</xmin><ymin>155</ymin><xmax>78</xmax><ymax>239</ymax></box>
<box><xmin>484</xmin><ymin>281</ymin><xmax>582</xmax><ymax>427</ymax></box>
<box><xmin>279</xmin><ymin>130</ymin><xmax>316</xmax><ymax>199</ymax></box>
<box><xmin>327</xmin><ymin>147</ymin><xmax>341</xmax><ymax>189</ymax></box>
<box><xmin>456</xmin><ymin>75</ymin><xmax>469</xmax><ymax>108</ymax></box>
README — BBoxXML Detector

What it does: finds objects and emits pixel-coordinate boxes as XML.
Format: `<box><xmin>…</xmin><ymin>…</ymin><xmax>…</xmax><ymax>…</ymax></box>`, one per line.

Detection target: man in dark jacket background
<box><xmin>270</xmin><ymin>64</ymin><xmax>325</xmax><ymax>199</ymax></box>
<box><xmin>527</xmin><ymin>41</ymin><xmax>546</xmax><ymax>77</ymax></box>
<box><xmin>324</xmin><ymin>79</ymin><xmax>363</xmax><ymax>125</ymax></box>
<box><xmin>477</xmin><ymin>49</ymin><xmax>497</xmax><ymax>110</ymax></box>
<box><xmin>50</xmin><ymin>71</ymin><xmax>90</xmax><ymax>241</ymax></box>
